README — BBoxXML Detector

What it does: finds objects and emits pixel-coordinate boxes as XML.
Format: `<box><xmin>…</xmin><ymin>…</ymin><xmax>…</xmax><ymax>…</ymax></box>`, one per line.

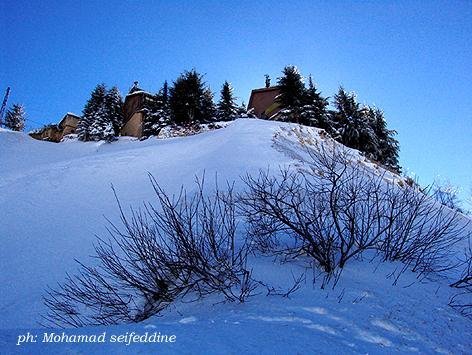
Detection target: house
<box><xmin>29</xmin><ymin>124</ymin><xmax>62</xmax><ymax>142</ymax></box>
<box><xmin>120</xmin><ymin>90</ymin><xmax>153</xmax><ymax>138</ymax></box>
<box><xmin>58</xmin><ymin>113</ymin><xmax>79</xmax><ymax>136</ymax></box>
<box><xmin>247</xmin><ymin>86</ymin><xmax>282</xmax><ymax>119</ymax></box>
<box><xmin>29</xmin><ymin>112</ymin><xmax>80</xmax><ymax>142</ymax></box>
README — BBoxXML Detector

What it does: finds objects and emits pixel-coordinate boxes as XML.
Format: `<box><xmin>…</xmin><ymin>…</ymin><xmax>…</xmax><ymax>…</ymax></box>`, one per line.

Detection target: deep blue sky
<box><xmin>1</xmin><ymin>0</ymin><xmax>471</xmax><ymax>201</ymax></box>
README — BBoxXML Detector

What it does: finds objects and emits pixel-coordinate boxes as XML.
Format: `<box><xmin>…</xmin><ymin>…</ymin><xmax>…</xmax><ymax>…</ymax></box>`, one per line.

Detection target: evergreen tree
<box><xmin>105</xmin><ymin>86</ymin><xmax>124</xmax><ymax>136</ymax></box>
<box><xmin>77</xmin><ymin>84</ymin><xmax>107</xmax><ymax>141</ymax></box>
<box><xmin>161</xmin><ymin>80</ymin><xmax>169</xmax><ymax>107</ymax></box>
<box><xmin>236</xmin><ymin>101</ymin><xmax>254</xmax><ymax>118</ymax></box>
<box><xmin>4</xmin><ymin>104</ymin><xmax>25</xmax><ymax>131</ymax></box>
<box><xmin>216</xmin><ymin>81</ymin><xmax>238</xmax><ymax>121</ymax></box>
<box><xmin>331</xmin><ymin>87</ymin><xmax>377</xmax><ymax>153</ymax></box>
<box><xmin>201</xmin><ymin>88</ymin><xmax>216</xmax><ymax>122</ymax></box>
<box><xmin>330</xmin><ymin>88</ymin><xmax>400</xmax><ymax>171</ymax></box>
<box><xmin>102</xmin><ymin>121</ymin><xmax>116</xmax><ymax>143</ymax></box>
<box><xmin>367</xmin><ymin>107</ymin><xmax>400</xmax><ymax>172</ymax></box>
<box><xmin>169</xmin><ymin>70</ymin><xmax>211</xmax><ymax>125</ymax></box>
<box><xmin>78</xmin><ymin>84</ymin><xmax>119</xmax><ymax>142</ymax></box>
<box><xmin>88</xmin><ymin>104</ymin><xmax>112</xmax><ymax>141</ymax></box>
<box><xmin>142</xmin><ymin>82</ymin><xmax>172</xmax><ymax>137</ymax></box>
<box><xmin>299</xmin><ymin>76</ymin><xmax>331</xmax><ymax>130</ymax></box>
<box><xmin>276</xmin><ymin>65</ymin><xmax>306</xmax><ymax>122</ymax></box>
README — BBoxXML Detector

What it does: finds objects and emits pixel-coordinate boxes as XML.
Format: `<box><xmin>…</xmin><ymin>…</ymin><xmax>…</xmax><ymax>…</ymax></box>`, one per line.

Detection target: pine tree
<box><xmin>142</xmin><ymin>82</ymin><xmax>172</xmax><ymax>137</ymax></box>
<box><xmin>77</xmin><ymin>84</ymin><xmax>107</xmax><ymax>141</ymax></box>
<box><xmin>105</xmin><ymin>86</ymin><xmax>124</xmax><ymax>136</ymax></box>
<box><xmin>299</xmin><ymin>75</ymin><xmax>331</xmax><ymax>130</ymax></box>
<box><xmin>367</xmin><ymin>107</ymin><xmax>400</xmax><ymax>172</ymax></box>
<box><xmin>276</xmin><ymin>65</ymin><xmax>306</xmax><ymax>122</ymax></box>
<box><xmin>161</xmin><ymin>80</ymin><xmax>169</xmax><ymax>107</ymax></box>
<box><xmin>201</xmin><ymin>88</ymin><xmax>216</xmax><ymax>122</ymax></box>
<box><xmin>4</xmin><ymin>104</ymin><xmax>25</xmax><ymax>131</ymax></box>
<box><xmin>169</xmin><ymin>70</ymin><xmax>211</xmax><ymax>125</ymax></box>
<box><xmin>216</xmin><ymin>81</ymin><xmax>238</xmax><ymax>121</ymax></box>
<box><xmin>78</xmin><ymin>84</ymin><xmax>120</xmax><ymax>142</ymax></box>
<box><xmin>236</xmin><ymin>101</ymin><xmax>253</xmax><ymax>118</ymax></box>
<box><xmin>88</xmin><ymin>104</ymin><xmax>111</xmax><ymax>141</ymax></box>
<box><xmin>102</xmin><ymin>121</ymin><xmax>116</xmax><ymax>143</ymax></box>
<box><xmin>331</xmin><ymin>87</ymin><xmax>376</xmax><ymax>153</ymax></box>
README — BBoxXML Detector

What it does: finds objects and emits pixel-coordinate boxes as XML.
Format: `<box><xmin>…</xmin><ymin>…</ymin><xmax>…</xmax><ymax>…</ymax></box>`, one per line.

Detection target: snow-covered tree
<box><xmin>275</xmin><ymin>65</ymin><xmax>306</xmax><ymax>122</ymax></box>
<box><xmin>78</xmin><ymin>83</ymin><xmax>120</xmax><ymax>142</ymax></box>
<box><xmin>4</xmin><ymin>104</ymin><xmax>25</xmax><ymax>131</ymax></box>
<box><xmin>102</xmin><ymin>121</ymin><xmax>116</xmax><ymax>143</ymax></box>
<box><xmin>169</xmin><ymin>70</ymin><xmax>213</xmax><ymax>125</ymax></box>
<box><xmin>366</xmin><ymin>107</ymin><xmax>400</xmax><ymax>171</ymax></box>
<box><xmin>77</xmin><ymin>84</ymin><xmax>107</xmax><ymax>141</ymax></box>
<box><xmin>143</xmin><ymin>82</ymin><xmax>172</xmax><ymax>137</ymax></box>
<box><xmin>217</xmin><ymin>81</ymin><xmax>238</xmax><ymax>121</ymax></box>
<box><xmin>89</xmin><ymin>105</ymin><xmax>116</xmax><ymax>142</ymax></box>
<box><xmin>201</xmin><ymin>88</ymin><xmax>216</xmax><ymax>122</ymax></box>
<box><xmin>299</xmin><ymin>75</ymin><xmax>331</xmax><ymax>130</ymax></box>
<box><xmin>330</xmin><ymin>88</ymin><xmax>401</xmax><ymax>172</ymax></box>
<box><xmin>105</xmin><ymin>86</ymin><xmax>124</xmax><ymax>136</ymax></box>
<box><xmin>331</xmin><ymin>87</ymin><xmax>376</xmax><ymax>152</ymax></box>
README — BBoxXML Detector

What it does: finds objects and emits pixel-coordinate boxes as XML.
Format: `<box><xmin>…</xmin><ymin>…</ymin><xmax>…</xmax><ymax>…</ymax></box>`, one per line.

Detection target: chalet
<box><xmin>120</xmin><ymin>88</ymin><xmax>153</xmax><ymax>138</ymax></box>
<box><xmin>58</xmin><ymin>113</ymin><xmax>79</xmax><ymax>136</ymax></box>
<box><xmin>29</xmin><ymin>112</ymin><xmax>79</xmax><ymax>142</ymax></box>
<box><xmin>29</xmin><ymin>124</ymin><xmax>62</xmax><ymax>142</ymax></box>
<box><xmin>247</xmin><ymin>86</ymin><xmax>282</xmax><ymax>119</ymax></box>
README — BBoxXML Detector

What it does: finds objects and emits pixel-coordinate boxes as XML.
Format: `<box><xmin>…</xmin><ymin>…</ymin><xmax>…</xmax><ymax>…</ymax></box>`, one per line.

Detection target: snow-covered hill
<box><xmin>1</xmin><ymin>119</ymin><xmax>471</xmax><ymax>354</ymax></box>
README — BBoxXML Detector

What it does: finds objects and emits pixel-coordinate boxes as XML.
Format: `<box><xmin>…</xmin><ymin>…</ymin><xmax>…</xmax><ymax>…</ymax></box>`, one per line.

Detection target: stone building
<box><xmin>120</xmin><ymin>90</ymin><xmax>153</xmax><ymax>138</ymax></box>
<box><xmin>58</xmin><ymin>113</ymin><xmax>79</xmax><ymax>136</ymax></box>
<box><xmin>29</xmin><ymin>113</ymin><xmax>79</xmax><ymax>142</ymax></box>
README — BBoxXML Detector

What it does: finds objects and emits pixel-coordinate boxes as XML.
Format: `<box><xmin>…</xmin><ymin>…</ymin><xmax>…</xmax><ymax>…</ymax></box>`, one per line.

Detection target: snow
<box><xmin>125</xmin><ymin>90</ymin><xmax>152</xmax><ymax>97</ymax></box>
<box><xmin>1</xmin><ymin>118</ymin><xmax>471</xmax><ymax>354</ymax></box>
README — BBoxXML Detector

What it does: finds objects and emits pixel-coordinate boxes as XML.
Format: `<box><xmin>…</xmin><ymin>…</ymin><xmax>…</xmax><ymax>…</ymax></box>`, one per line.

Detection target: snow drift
<box><xmin>1</xmin><ymin>119</ymin><xmax>471</xmax><ymax>354</ymax></box>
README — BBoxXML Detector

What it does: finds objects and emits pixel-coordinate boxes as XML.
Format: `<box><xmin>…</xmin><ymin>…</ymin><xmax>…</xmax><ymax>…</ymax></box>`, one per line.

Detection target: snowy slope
<box><xmin>1</xmin><ymin>119</ymin><xmax>471</xmax><ymax>354</ymax></box>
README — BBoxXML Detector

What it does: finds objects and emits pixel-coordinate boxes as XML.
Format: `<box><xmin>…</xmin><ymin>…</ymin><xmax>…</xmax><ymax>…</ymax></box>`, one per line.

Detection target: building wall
<box><xmin>60</xmin><ymin>116</ymin><xmax>79</xmax><ymax>136</ymax></box>
<box><xmin>60</xmin><ymin>115</ymin><xmax>79</xmax><ymax>135</ymax></box>
<box><xmin>121</xmin><ymin>112</ymin><xmax>143</xmax><ymax>138</ymax></box>
<box><xmin>123</xmin><ymin>94</ymin><xmax>145</xmax><ymax>123</ymax></box>
<box><xmin>30</xmin><ymin>126</ymin><xmax>63</xmax><ymax>142</ymax></box>
<box><xmin>248</xmin><ymin>88</ymin><xmax>281</xmax><ymax>118</ymax></box>
<box><xmin>62</xmin><ymin>125</ymin><xmax>76</xmax><ymax>136</ymax></box>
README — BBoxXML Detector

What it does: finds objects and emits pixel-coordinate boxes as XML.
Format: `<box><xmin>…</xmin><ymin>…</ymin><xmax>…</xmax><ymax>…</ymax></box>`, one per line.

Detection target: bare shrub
<box><xmin>240</xmin><ymin>141</ymin><xmax>469</xmax><ymax>281</ymax></box>
<box><xmin>431</xmin><ymin>180</ymin><xmax>464</xmax><ymax>213</ymax></box>
<box><xmin>240</xmin><ymin>145</ymin><xmax>393</xmax><ymax>274</ymax></box>
<box><xmin>449</xmin><ymin>239</ymin><xmax>472</xmax><ymax>317</ymax></box>
<box><xmin>43</xmin><ymin>175</ymin><xmax>256</xmax><ymax>328</ymax></box>
<box><xmin>379</xmin><ymin>185</ymin><xmax>468</xmax><ymax>276</ymax></box>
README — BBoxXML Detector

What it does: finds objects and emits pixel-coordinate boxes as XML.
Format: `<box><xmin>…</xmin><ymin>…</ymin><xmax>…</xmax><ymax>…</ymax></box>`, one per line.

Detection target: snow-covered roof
<box><xmin>59</xmin><ymin>112</ymin><xmax>80</xmax><ymax>128</ymax></box>
<box><xmin>125</xmin><ymin>90</ymin><xmax>153</xmax><ymax>98</ymax></box>
<box><xmin>65</xmin><ymin>112</ymin><xmax>81</xmax><ymax>118</ymax></box>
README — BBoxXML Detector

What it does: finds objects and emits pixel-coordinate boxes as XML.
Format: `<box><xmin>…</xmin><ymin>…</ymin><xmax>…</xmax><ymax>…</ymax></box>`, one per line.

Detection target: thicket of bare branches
<box><xmin>43</xmin><ymin>176</ymin><xmax>256</xmax><ymax>328</ymax></box>
<box><xmin>240</xmin><ymin>143</ymin><xmax>468</xmax><ymax>279</ymax></box>
<box><xmin>378</xmin><ymin>185</ymin><xmax>467</xmax><ymax>277</ymax></box>
<box><xmin>449</xmin><ymin>240</ymin><xmax>472</xmax><ymax>317</ymax></box>
<box><xmin>43</xmin><ymin>135</ymin><xmax>470</xmax><ymax>327</ymax></box>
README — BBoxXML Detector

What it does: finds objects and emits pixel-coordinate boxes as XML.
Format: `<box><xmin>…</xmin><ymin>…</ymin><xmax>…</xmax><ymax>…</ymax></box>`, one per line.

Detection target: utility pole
<box><xmin>0</xmin><ymin>87</ymin><xmax>11</xmax><ymax>127</ymax></box>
